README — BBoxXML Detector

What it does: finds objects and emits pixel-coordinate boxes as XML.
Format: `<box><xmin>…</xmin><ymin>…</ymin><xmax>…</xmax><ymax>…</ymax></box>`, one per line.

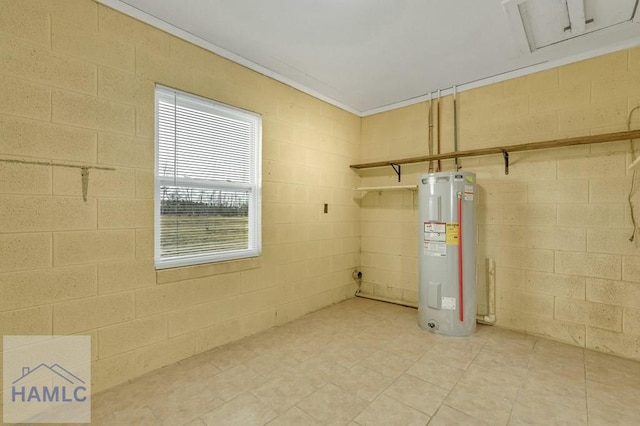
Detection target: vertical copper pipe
<box><xmin>428</xmin><ymin>92</ymin><xmax>433</xmax><ymax>173</ymax></box>
<box><xmin>454</xmin><ymin>85</ymin><xmax>460</xmax><ymax>171</ymax></box>
<box><xmin>436</xmin><ymin>89</ymin><xmax>441</xmax><ymax>171</ymax></box>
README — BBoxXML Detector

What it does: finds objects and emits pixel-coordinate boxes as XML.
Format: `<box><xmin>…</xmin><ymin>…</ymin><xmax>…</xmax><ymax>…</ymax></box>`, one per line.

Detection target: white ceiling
<box><xmin>100</xmin><ymin>0</ymin><xmax>640</xmax><ymax>116</ymax></box>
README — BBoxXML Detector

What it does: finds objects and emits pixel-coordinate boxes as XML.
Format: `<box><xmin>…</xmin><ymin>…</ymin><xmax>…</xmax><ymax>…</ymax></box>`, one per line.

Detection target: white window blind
<box><xmin>154</xmin><ymin>85</ymin><xmax>261</xmax><ymax>269</ymax></box>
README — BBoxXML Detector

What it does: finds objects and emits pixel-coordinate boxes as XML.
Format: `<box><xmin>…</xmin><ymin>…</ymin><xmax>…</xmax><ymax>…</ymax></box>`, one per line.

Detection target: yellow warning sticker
<box><xmin>446</xmin><ymin>223</ymin><xmax>459</xmax><ymax>245</ymax></box>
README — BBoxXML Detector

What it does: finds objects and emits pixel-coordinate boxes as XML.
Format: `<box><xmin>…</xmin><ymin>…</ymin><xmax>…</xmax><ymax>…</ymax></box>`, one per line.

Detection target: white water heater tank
<box><xmin>418</xmin><ymin>171</ymin><xmax>476</xmax><ymax>336</ymax></box>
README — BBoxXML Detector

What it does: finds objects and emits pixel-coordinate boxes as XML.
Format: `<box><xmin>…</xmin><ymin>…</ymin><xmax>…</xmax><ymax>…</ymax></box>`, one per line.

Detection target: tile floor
<box><xmin>89</xmin><ymin>298</ymin><xmax>640</xmax><ymax>425</ymax></box>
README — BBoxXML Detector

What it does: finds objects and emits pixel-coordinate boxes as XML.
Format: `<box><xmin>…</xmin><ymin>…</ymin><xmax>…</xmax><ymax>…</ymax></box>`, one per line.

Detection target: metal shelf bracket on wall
<box><xmin>0</xmin><ymin>158</ymin><xmax>115</xmax><ymax>202</ymax></box>
<box><xmin>502</xmin><ymin>150</ymin><xmax>509</xmax><ymax>175</ymax></box>
<box><xmin>390</xmin><ymin>163</ymin><xmax>401</xmax><ymax>182</ymax></box>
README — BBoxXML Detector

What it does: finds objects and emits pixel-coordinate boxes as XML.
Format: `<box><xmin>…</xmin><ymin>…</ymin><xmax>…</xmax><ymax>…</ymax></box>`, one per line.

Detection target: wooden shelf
<box><xmin>353</xmin><ymin>185</ymin><xmax>417</xmax><ymax>192</ymax></box>
<box><xmin>350</xmin><ymin>129</ymin><xmax>640</xmax><ymax>175</ymax></box>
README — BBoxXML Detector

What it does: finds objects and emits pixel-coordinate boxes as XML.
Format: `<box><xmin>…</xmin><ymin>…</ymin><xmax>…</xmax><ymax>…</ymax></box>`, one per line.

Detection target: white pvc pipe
<box><xmin>476</xmin><ymin>258</ymin><xmax>496</xmax><ymax>325</ymax></box>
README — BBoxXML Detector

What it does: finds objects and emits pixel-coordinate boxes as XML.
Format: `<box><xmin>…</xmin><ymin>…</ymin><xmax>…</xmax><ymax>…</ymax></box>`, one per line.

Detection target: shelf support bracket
<box><xmin>390</xmin><ymin>163</ymin><xmax>401</xmax><ymax>182</ymax></box>
<box><xmin>502</xmin><ymin>150</ymin><xmax>509</xmax><ymax>175</ymax></box>
<box><xmin>81</xmin><ymin>167</ymin><xmax>89</xmax><ymax>201</ymax></box>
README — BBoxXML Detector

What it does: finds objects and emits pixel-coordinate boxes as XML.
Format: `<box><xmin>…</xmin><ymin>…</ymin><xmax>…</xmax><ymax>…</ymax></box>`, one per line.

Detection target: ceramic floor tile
<box><xmin>250</xmin><ymin>371</ymin><xmax>316</xmax><ymax>413</ymax></box>
<box><xmin>82</xmin><ymin>299</ymin><xmax>640</xmax><ymax>425</ymax></box>
<box><xmin>357</xmin><ymin>323</ymin><xmax>405</xmax><ymax>343</ymax></box>
<box><xmin>330</xmin><ymin>364</ymin><xmax>394</xmax><ymax>402</ymax></box>
<box><xmin>380</xmin><ymin>332</ymin><xmax>433</xmax><ymax>362</ymax></box>
<box><xmin>125</xmin><ymin>372</ymin><xmax>175</xmax><ymax>406</ymax></box>
<box><xmin>320</xmin><ymin>340</ymin><xmax>371</xmax><ymax>368</ymax></box>
<box><xmin>482</xmin><ymin>338</ymin><xmax>537</xmax><ymax>359</ymax></box>
<box><xmin>353</xmin><ymin>394</ymin><xmax>430</xmax><ymax>426</ymax></box>
<box><xmin>383</xmin><ymin>373</ymin><xmax>449</xmax><ymax>416</ymax></box>
<box><xmin>242</xmin><ymin>328</ymin><xmax>297</xmax><ymax>353</ymax></box>
<box><xmin>527</xmin><ymin>355</ymin><xmax>586</xmax><ymax>380</ymax></box>
<box><xmin>428</xmin><ymin>405</ymin><xmax>492</xmax><ymax>426</ymax></box>
<box><xmin>586</xmin><ymin>351</ymin><xmax>640</xmax><ymax>390</ymax></box>
<box><xmin>243</xmin><ymin>351</ymin><xmax>301</xmax><ymax>377</ymax></box>
<box><xmin>473</xmin><ymin>348</ymin><xmax>533</xmax><ymax>370</ymax></box>
<box><xmin>509</xmin><ymin>392</ymin><xmax>587</xmax><ymax>425</ymax></box>
<box><xmin>532</xmin><ymin>338</ymin><xmax>585</xmax><ymax>359</ymax></box>
<box><xmin>588</xmin><ymin>402</ymin><xmax>640</xmax><ymax>426</ymax></box>
<box><xmin>423</xmin><ymin>340</ymin><xmax>484</xmax><ymax>371</ymax></box>
<box><xmin>183</xmin><ymin>418</ymin><xmax>206</xmax><ymax>426</ymax></box>
<box><xmin>207</xmin><ymin>344</ymin><xmax>259</xmax><ymax>371</ymax></box>
<box><xmin>289</xmin><ymin>356</ymin><xmax>349</xmax><ymax>388</ymax></box>
<box><xmin>148</xmin><ymin>382</ymin><xmax>225</xmax><ymax>425</ymax></box>
<box><xmin>296</xmin><ymin>383</ymin><xmax>369</xmax><ymax>425</ymax></box>
<box><xmin>91</xmin><ymin>389</ymin><xmax>130</xmax><ymax>422</ymax></box>
<box><xmin>480</xmin><ymin>328</ymin><xmax>537</xmax><ymax>348</ymax></box>
<box><xmin>445</xmin><ymin>381</ymin><xmax>513</xmax><ymax>426</ymax></box>
<box><xmin>266</xmin><ymin>406</ymin><xmax>323</xmax><ymax>426</ymax></box>
<box><xmin>522</xmin><ymin>370</ymin><xmax>586</xmax><ymax>405</ymax></box>
<box><xmin>406</xmin><ymin>354</ymin><xmax>465</xmax><ymax>390</ymax></box>
<box><xmin>516</xmin><ymin>384</ymin><xmax>586</xmax><ymax>413</ymax></box>
<box><xmin>202</xmin><ymin>364</ymin><xmax>266</xmax><ymax>402</ymax></box>
<box><xmin>200</xmin><ymin>392</ymin><xmax>277</xmax><ymax>426</ymax></box>
<box><xmin>587</xmin><ymin>379</ymin><xmax>640</xmax><ymax>418</ymax></box>
<box><xmin>21</xmin><ymin>401</ymin><xmax>90</xmax><ymax>424</ymax></box>
<box><xmin>272</xmin><ymin>336</ymin><xmax>329</xmax><ymax>361</ymax></box>
<box><xmin>348</xmin><ymin>334</ymin><xmax>388</xmax><ymax>353</ymax></box>
<box><xmin>156</xmin><ymin>354</ymin><xmax>221</xmax><ymax>388</ymax></box>
<box><xmin>509</xmin><ymin>400</ymin><xmax>588</xmax><ymax>426</ymax></box>
<box><xmin>91</xmin><ymin>374</ymin><xmax>168</xmax><ymax>420</ymax></box>
<box><xmin>358</xmin><ymin>349</ymin><xmax>415</xmax><ymax>378</ymax></box>
<box><xmin>460</xmin><ymin>363</ymin><xmax>523</xmax><ymax>401</ymax></box>
<box><xmin>98</xmin><ymin>405</ymin><xmax>159</xmax><ymax>425</ymax></box>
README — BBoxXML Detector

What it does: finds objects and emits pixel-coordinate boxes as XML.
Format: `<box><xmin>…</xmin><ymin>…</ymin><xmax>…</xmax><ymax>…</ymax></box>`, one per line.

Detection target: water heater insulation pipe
<box><xmin>458</xmin><ymin>193</ymin><xmax>464</xmax><ymax>322</ymax></box>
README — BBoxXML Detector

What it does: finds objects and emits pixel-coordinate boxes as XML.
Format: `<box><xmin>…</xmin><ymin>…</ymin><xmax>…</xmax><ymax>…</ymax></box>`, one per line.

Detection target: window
<box><xmin>154</xmin><ymin>85</ymin><xmax>261</xmax><ymax>269</ymax></box>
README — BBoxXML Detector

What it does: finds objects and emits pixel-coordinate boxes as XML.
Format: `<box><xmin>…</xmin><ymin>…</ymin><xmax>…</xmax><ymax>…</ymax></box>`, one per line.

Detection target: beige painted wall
<box><xmin>0</xmin><ymin>0</ymin><xmax>361</xmax><ymax>393</ymax></box>
<box><xmin>2</xmin><ymin>0</ymin><xmax>640</xmax><ymax>399</ymax></box>
<box><xmin>361</xmin><ymin>48</ymin><xmax>640</xmax><ymax>360</ymax></box>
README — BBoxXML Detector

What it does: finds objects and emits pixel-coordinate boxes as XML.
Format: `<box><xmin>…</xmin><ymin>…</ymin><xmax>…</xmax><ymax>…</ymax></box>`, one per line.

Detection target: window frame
<box><xmin>154</xmin><ymin>85</ymin><xmax>262</xmax><ymax>270</ymax></box>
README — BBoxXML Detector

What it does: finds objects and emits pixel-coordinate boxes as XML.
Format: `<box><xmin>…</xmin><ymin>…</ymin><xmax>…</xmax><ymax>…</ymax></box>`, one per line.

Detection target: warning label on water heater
<box><xmin>424</xmin><ymin>222</ymin><xmax>447</xmax><ymax>256</ymax></box>
<box><xmin>464</xmin><ymin>184</ymin><xmax>474</xmax><ymax>201</ymax></box>
<box><xmin>424</xmin><ymin>241</ymin><xmax>447</xmax><ymax>256</ymax></box>
<box><xmin>442</xmin><ymin>297</ymin><xmax>456</xmax><ymax>310</ymax></box>
<box><xmin>446</xmin><ymin>223</ymin><xmax>459</xmax><ymax>245</ymax></box>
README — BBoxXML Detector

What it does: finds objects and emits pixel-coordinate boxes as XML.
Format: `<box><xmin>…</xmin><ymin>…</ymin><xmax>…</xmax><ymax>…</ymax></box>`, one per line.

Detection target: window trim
<box><xmin>154</xmin><ymin>85</ymin><xmax>262</xmax><ymax>270</ymax></box>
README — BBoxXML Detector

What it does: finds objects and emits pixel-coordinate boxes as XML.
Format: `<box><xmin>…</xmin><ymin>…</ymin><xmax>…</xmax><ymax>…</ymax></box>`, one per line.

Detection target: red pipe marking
<box><xmin>458</xmin><ymin>194</ymin><xmax>464</xmax><ymax>322</ymax></box>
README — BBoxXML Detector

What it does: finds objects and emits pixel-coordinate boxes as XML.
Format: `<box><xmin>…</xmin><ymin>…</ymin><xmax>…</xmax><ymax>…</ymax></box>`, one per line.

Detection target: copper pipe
<box><xmin>428</xmin><ymin>92</ymin><xmax>434</xmax><ymax>172</ymax></box>
<box><xmin>436</xmin><ymin>89</ymin><xmax>441</xmax><ymax>171</ymax></box>
<box><xmin>454</xmin><ymin>85</ymin><xmax>460</xmax><ymax>171</ymax></box>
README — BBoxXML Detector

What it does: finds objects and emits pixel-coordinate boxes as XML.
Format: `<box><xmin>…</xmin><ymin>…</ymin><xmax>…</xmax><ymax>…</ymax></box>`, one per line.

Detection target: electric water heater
<box><xmin>418</xmin><ymin>171</ymin><xmax>476</xmax><ymax>336</ymax></box>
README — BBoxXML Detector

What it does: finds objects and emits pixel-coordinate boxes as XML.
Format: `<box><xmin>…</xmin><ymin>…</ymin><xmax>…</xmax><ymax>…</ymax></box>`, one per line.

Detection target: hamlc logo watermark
<box><xmin>3</xmin><ymin>335</ymin><xmax>91</xmax><ymax>423</ymax></box>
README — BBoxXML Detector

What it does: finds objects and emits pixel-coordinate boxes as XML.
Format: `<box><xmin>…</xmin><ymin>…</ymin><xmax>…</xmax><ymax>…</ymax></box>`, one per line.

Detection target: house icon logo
<box><xmin>11</xmin><ymin>363</ymin><xmax>88</xmax><ymax>404</ymax></box>
<box><xmin>3</xmin><ymin>335</ymin><xmax>91</xmax><ymax>423</ymax></box>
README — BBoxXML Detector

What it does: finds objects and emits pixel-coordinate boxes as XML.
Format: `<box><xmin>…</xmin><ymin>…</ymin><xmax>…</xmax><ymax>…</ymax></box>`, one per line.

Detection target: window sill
<box><xmin>156</xmin><ymin>256</ymin><xmax>261</xmax><ymax>284</ymax></box>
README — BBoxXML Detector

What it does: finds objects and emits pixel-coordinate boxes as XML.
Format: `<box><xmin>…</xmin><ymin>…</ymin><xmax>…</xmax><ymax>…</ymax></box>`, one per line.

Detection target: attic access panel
<box><xmin>503</xmin><ymin>0</ymin><xmax>640</xmax><ymax>53</ymax></box>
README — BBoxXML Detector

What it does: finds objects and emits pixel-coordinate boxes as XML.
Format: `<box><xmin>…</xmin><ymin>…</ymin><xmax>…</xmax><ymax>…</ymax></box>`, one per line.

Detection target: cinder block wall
<box><xmin>0</xmin><ymin>0</ymin><xmax>361</xmax><ymax>392</ymax></box>
<box><xmin>361</xmin><ymin>49</ymin><xmax>640</xmax><ymax>360</ymax></box>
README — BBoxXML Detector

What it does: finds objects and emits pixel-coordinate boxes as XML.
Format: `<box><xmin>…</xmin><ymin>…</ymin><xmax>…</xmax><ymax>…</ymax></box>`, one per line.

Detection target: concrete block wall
<box><xmin>0</xmin><ymin>0</ymin><xmax>361</xmax><ymax>392</ymax></box>
<box><xmin>361</xmin><ymin>48</ymin><xmax>640</xmax><ymax>360</ymax></box>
